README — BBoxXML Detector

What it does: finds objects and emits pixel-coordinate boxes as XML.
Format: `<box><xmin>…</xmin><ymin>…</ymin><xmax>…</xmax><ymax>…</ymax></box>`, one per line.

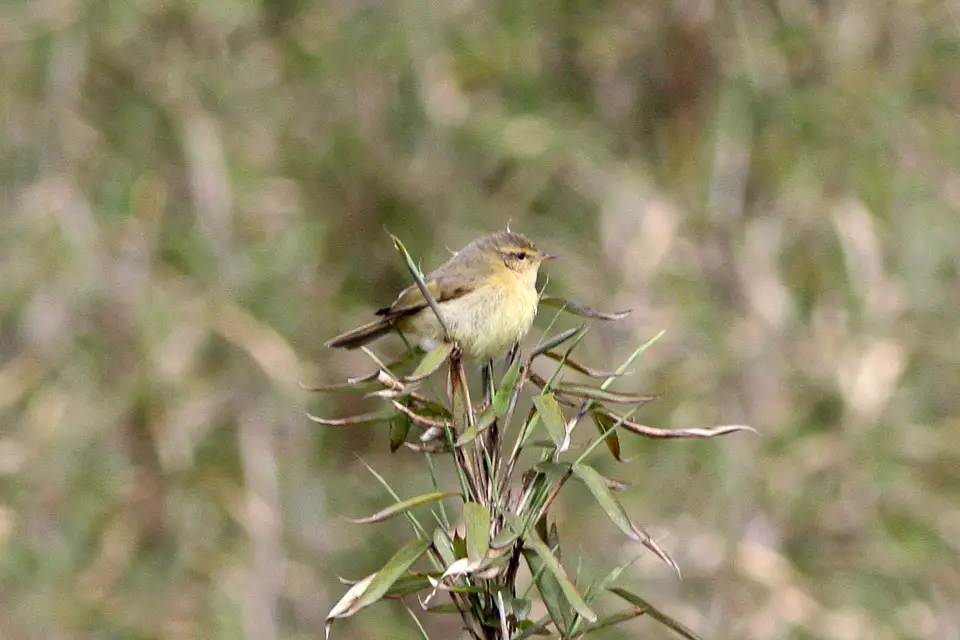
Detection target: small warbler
<box><xmin>326</xmin><ymin>231</ymin><xmax>556</xmax><ymax>360</ymax></box>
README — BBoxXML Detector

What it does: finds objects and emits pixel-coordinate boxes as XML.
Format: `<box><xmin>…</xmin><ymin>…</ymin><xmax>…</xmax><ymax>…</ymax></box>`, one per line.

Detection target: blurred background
<box><xmin>2</xmin><ymin>0</ymin><xmax>959</xmax><ymax>638</ymax></box>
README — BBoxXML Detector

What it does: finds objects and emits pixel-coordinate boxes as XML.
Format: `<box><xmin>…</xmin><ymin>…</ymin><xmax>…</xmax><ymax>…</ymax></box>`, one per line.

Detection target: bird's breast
<box><xmin>404</xmin><ymin>276</ymin><xmax>539</xmax><ymax>360</ymax></box>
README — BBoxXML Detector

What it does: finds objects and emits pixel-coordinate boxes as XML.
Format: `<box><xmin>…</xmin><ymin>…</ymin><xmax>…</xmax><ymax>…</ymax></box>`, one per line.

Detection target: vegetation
<box><xmin>311</xmin><ymin>236</ymin><xmax>752</xmax><ymax>638</ymax></box>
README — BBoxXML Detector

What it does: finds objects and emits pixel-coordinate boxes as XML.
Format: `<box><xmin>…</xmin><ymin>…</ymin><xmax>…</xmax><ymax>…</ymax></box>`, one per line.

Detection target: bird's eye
<box><xmin>514</xmin><ymin>251</ymin><xmax>528</xmax><ymax>260</ymax></box>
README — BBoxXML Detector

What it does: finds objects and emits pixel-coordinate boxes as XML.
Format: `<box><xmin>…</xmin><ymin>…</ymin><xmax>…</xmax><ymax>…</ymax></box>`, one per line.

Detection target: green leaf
<box><xmin>392</xmin><ymin>401</ymin><xmax>451</xmax><ymax>429</ymax></box>
<box><xmin>405</xmin><ymin>342</ymin><xmax>454</xmax><ymax>381</ymax></box>
<box><xmin>490</xmin><ymin>526</ymin><xmax>521</xmax><ymax>550</ymax></box>
<box><xmin>533</xmin><ymin>461</ymin><xmax>572</xmax><ymax>479</ymax></box>
<box><xmin>532</xmin><ymin>393</ymin><xmax>566</xmax><ymax>447</ymax></box>
<box><xmin>523</xmin><ymin>529</ymin><xmax>597</xmax><ymax>622</ymax></box>
<box><xmin>422</xmin><ymin>603</ymin><xmax>464</xmax><ymax>614</ymax></box>
<box><xmin>509</xmin><ymin>616</ymin><xmax>552</xmax><ymax>640</ymax></box>
<box><xmin>584</xmin><ymin>556</ymin><xmax>639</xmax><ymax>605</ymax></box>
<box><xmin>522</xmin><ymin>547</ymin><xmax>570</xmax><ymax>635</ymax></box>
<box><xmin>610</xmin><ymin>587</ymin><xmax>704</xmax><ymax>640</ymax></box>
<box><xmin>355</xmin><ymin>536</ymin><xmax>433</xmax><ymax>610</ymax></box>
<box><xmin>463</xmin><ymin>502</ymin><xmax>490</xmax><ymax>568</ymax></box>
<box><xmin>530</xmin><ymin>326</ymin><xmax>584</xmax><ymax>359</ymax></box>
<box><xmin>591</xmin><ymin>410</ymin><xmax>621</xmax><ymax>461</ymax></box>
<box><xmin>409</xmin><ymin>397</ymin><xmax>453</xmax><ymax>419</ymax></box>
<box><xmin>572</xmin><ymin>464</ymin><xmax>678</xmax><ymax>573</ymax></box>
<box><xmin>602</xmin><ymin>331</ymin><xmax>664</xmax><ymax>390</ymax></box>
<box><xmin>455</xmin><ymin>404</ymin><xmax>496</xmax><ymax>447</ymax></box>
<box><xmin>433</xmin><ymin>526</ymin><xmax>456</xmax><ymax>566</ymax></box>
<box><xmin>556</xmin><ymin>383</ymin><xmax>659</xmax><ymax>406</ymax></box>
<box><xmin>507</xmin><ymin>595</ymin><xmax>532</xmax><ymax>621</ymax></box>
<box><xmin>383</xmin><ymin>572</ymin><xmax>438</xmax><ymax>597</ymax></box>
<box><xmin>389</xmin><ymin>413</ymin><xmax>412</xmax><ymax>452</ymax></box>
<box><xmin>494</xmin><ymin>355</ymin><xmax>523</xmax><ymax>418</ymax></box>
<box><xmin>540</xmin><ymin>352</ymin><xmax>624</xmax><ymax>378</ymax></box>
<box><xmin>345</xmin><ymin>492</ymin><xmax>460</xmax><ymax>524</ymax></box>
<box><xmin>571</xmin><ymin>464</ymin><xmax>637</xmax><ymax>540</ymax></box>
<box><xmin>576</xmin><ymin>608</ymin><xmax>649</xmax><ymax>635</ymax></box>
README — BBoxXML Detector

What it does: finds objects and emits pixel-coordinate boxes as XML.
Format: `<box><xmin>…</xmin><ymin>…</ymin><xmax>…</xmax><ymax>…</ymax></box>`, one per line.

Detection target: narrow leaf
<box><xmin>405</xmin><ymin>342</ymin><xmax>454</xmax><ymax>382</ymax></box>
<box><xmin>591</xmin><ymin>410</ymin><xmax>621</xmax><ymax>461</ymax></box>
<box><xmin>490</xmin><ymin>526</ymin><xmax>521</xmax><ymax>550</ymax></box>
<box><xmin>433</xmin><ymin>526</ymin><xmax>456</xmax><ymax>566</ymax></box>
<box><xmin>569</xmin><ymin>466</ymin><xmax>627</xmax><ymax>529</ymax></box>
<box><xmin>307</xmin><ymin>409</ymin><xmax>394</xmax><ymax>426</ymax></box>
<box><xmin>494</xmin><ymin>355</ymin><xmax>523</xmax><ymax>418</ymax></box>
<box><xmin>534</xmin><ymin>461</ymin><xmax>572</xmax><ymax>479</ymax></box>
<box><xmin>389</xmin><ymin>413</ymin><xmax>412</xmax><ymax>452</ymax></box>
<box><xmin>345</xmin><ymin>492</ymin><xmax>459</xmax><ymax>524</ymax></box>
<box><xmin>422</xmin><ymin>603</ymin><xmax>465</xmax><ymax>614</ymax></box>
<box><xmin>455</xmin><ymin>405</ymin><xmax>496</xmax><ymax>447</ymax></box>
<box><xmin>384</xmin><ymin>573</ymin><xmax>437</xmax><ymax>598</ymax></box>
<box><xmin>354</xmin><ymin>536</ymin><xmax>433</xmax><ymax>610</ymax></box>
<box><xmin>576</xmin><ymin>608</ymin><xmax>648</xmax><ymax>635</ymax></box>
<box><xmin>530</xmin><ymin>326</ymin><xmax>584</xmax><ymax>360</ymax></box>
<box><xmin>509</xmin><ymin>616</ymin><xmax>552</xmax><ymax>640</ymax></box>
<box><xmin>523</xmin><ymin>530</ymin><xmax>597</xmax><ymax>622</ymax></box>
<box><xmin>522</xmin><ymin>547</ymin><xmax>570</xmax><ymax>635</ymax></box>
<box><xmin>541</xmin><ymin>351</ymin><xmax>625</xmax><ymax>378</ymax></box>
<box><xmin>539</xmin><ymin>295</ymin><xmax>631</xmax><ymax>321</ymax></box>
<box><xmin>572</xmin><ymin>463</ymin><xmax>678</xmax><ymax>573</ymax></box>
<box><xmin>391</xmin><ymin>401</ymin><xmax>451</xmax><ymax>429</ymax></box>
<box><xmin>584</xmin><ymin>556</ymin><xmax>639</xmax><ymax>606</ymax></box>
<box><xmin>463</xmin><ymin>502</ymin><xmax>491</xmax><ymax>569</ymax></box>
<box><xmin>408</xmin><ymin>396</ymin><xmax>453</xmax><ymax>419</ymax></box>
<box><xmin>610</xmin><ymin>588</ymin><xmax>704</xmax><ymax>640</ymax></box>
<box><xmin>556</xmin><ymin>384</ymin><xmax>659</xmax><ymax>406</ymax></box>
<box><xmin>602</xmin><ymin>331</ymin><xmax>665</xmax><ymax>391</ymax></box>
<box><xmin>532</xmin><ymin>393</ymin><xmax>566</xmax><ymax>447</ymax></box>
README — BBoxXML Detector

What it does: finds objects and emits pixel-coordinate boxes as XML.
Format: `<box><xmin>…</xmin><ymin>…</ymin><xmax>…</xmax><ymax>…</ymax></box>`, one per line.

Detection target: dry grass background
<box><xmin>1</xmin><ymin>1</ymin><xmax>959</xmax><ymax>638</ymax></box>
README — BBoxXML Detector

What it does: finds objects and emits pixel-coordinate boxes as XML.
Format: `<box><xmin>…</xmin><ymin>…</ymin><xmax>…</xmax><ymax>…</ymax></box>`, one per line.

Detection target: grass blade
<box><xmin>610</xmin><ymin>587</ymin><xmax>704</xmax><ymax>640</ymax></box>
<box><xmin>572</xmin><ymin>463</ymin><xmax>678</xmax><ymax>574</ymax></box>
<box><xmin>345</xmin><ymin>491</ymin><xmax>460</xmax><ymax>524</ymax></box>
<box><xmin>529</xmin><ymin>326</ymin><xmax>584</xmax><ymax>360</ymax></box>
<box><xmin>556</xmin><ymin>384</ymin><xmax>659</xmax><ymax>405</ymax></box>
<box><xmin>523</xmin><ymin>529</ymin><xmax>597</xmax><ymax>623</ymax></box>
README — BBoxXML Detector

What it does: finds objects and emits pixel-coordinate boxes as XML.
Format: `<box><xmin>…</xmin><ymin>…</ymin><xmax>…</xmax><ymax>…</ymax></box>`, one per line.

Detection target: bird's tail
<box><xmin>325</xmin><ymin>318</ymin><xmax>394</xmax><ymax>349</ymax></box>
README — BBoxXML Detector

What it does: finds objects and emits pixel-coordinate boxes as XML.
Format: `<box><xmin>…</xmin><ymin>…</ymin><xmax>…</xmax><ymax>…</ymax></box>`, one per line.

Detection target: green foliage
<box><xmin>310</xmin><ymin>237</ymin><xmax>752</xmax><ymax>639</ymax></box>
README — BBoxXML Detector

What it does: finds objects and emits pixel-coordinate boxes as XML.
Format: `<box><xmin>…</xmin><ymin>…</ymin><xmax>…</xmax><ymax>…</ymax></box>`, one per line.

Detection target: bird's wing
<box><xmin>376</xmin><ymin>274</ymin><xmax>476</xmax><ymax>317</ymax></box>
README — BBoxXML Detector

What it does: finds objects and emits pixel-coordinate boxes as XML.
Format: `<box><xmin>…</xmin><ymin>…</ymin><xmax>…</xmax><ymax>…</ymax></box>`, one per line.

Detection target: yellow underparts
<box><xmin>398</xmin><ymin>272</ymin><xmax>539</xmax><ymax>360</ymax></box>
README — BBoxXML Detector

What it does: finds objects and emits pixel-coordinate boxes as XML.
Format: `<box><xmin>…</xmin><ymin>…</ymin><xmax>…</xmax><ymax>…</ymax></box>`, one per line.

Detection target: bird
<box><xmin>325</xmin><ymin>231</ymin><xmax>556</xmax><ymax>360</ymax></box>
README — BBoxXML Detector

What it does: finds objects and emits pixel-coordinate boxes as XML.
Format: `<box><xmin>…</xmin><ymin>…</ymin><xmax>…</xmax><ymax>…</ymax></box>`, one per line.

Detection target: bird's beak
<box><xmin>538</xmin><ymin>251</ymin><xmax>558</xmax><ymax>261</ymax></box>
